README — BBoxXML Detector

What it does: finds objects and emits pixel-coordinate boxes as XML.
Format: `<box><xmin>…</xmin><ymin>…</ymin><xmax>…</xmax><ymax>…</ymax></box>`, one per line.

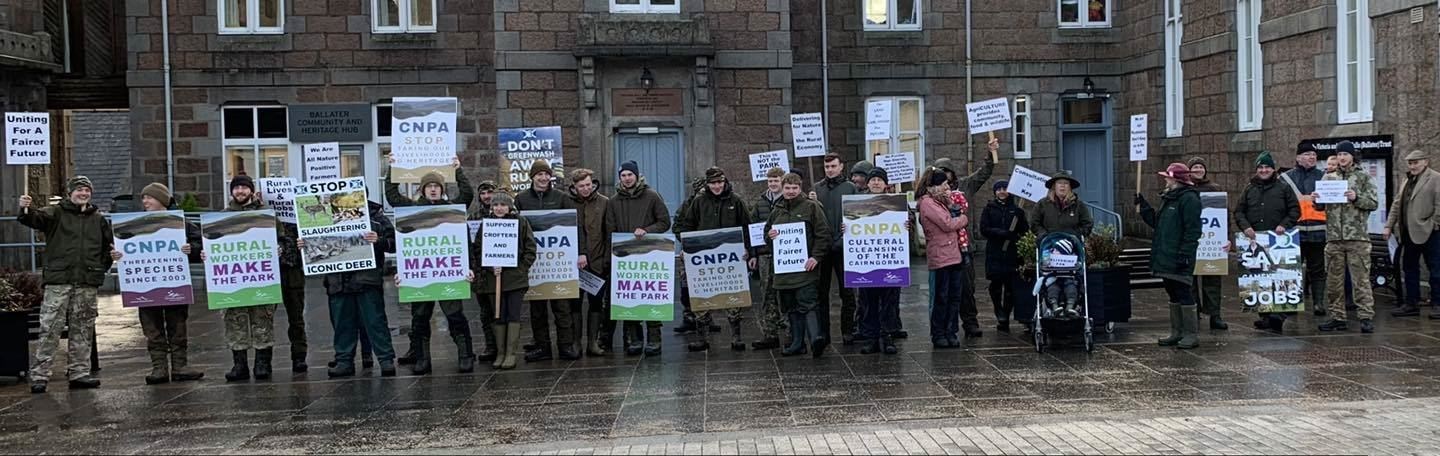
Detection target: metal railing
<box><xmin>1087</xmin><ymin>202</ymin><xmax>1123</xmax><ymax>242</ymax></box>
<box><xmin>0</xmin><ymin>216</ymin><xmax>40</xmax><ymax>272</ymax></box>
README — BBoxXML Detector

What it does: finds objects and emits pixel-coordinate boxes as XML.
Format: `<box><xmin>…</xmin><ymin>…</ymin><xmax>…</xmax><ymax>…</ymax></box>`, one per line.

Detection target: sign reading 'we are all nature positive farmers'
<box><xmin>842</xmin><ymin>194</ymin><xmax>910</xmax><ymax>288</ymax></box>
<box><xmin>113</xmin><ymin>211</ymin><xmax>193</xmax><ymax>308</ymax></box>
<box><xmin>201</xmin><ymin>210</ymin><xmax>283</xmax><ymax>310</ymax></box>
<box><xmin>681</xmin><ymin>227</ymin><xmax>751</xmax><ymax>312</ymax></box>
<box><xmin>395</xmin><ymin>205</ymin><xmax>471</xmax><ymax>303</ymax></box>
<box><xmin>295</xmin><ymin>177</ymin><xmax>375</xmax><ymax>276</ymax></box>
<box><xmin>611</xmin><ymin>234</ymin><xmax>675</xmax><ymax>321</ymax></box>
<box><xmin>522</xmin><ymin>210</ymin><xmax>579</xmax><ymax>300</ymax></box>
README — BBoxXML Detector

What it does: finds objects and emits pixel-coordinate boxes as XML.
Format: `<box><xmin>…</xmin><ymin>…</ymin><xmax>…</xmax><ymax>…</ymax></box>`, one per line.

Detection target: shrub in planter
<box><xmin>0</xmin><ymin>270</ymin><xmax>42</xmax><ymax>378</ymax></box>
<box><xmin>1084</xmin><ymin>227</ymin><xmax>1131</xmax><ymax>323</ymax></box>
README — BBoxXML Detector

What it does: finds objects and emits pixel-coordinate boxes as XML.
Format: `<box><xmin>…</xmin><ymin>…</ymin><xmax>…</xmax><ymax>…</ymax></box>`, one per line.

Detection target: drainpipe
<box><xmin>162</xmin><ymin>0</ymin><xmax>175</xmax><ymax>192</ymax></box>
<box><xmin>964</xmin><ymin>0</ymin><xmax>973</xmax><ymax>168</ymax></box>
<box><xmin>821</xmin><ymin>0</ymin><xmax>830</xmax><ymax>146</ymax></box>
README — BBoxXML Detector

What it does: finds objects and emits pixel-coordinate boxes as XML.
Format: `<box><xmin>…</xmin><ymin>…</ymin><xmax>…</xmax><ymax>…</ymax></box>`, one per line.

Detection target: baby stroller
<box><xmin>1032</xmin><ymin>232</ymin><xmax>1094</xmax><ymax>353</ymax></box>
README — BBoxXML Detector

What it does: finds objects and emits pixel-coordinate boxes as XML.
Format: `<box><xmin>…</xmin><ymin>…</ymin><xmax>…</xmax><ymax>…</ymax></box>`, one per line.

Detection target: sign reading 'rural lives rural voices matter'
<box><xmin>201</xmin><ymin>210</ymin><xmax>284</xmax><ymax>310</ymax></box>
<box><xmin>611</xmin><ymin>234</ymin><xmax>676</xmax><ymax>321</ymax></box>
<box><xmin>113</xmin><ymin>211</ymin><xmax>194</xmax><ymax>308</ymax></box>
<box><xmin>295</xmin><ymin>177</ymin><xmax>375</xmax><ymax>276</ymax></box>
<box><xmin>395</xmin><ymin>205</ymin><xmax>471</xmax><ymax>303</ymax></box>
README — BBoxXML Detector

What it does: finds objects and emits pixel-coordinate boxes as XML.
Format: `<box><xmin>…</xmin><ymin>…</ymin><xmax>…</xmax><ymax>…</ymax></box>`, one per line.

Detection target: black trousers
<box><xmin>815</xmin><ymin>246</ymin><xmax>856</xmax><ymax>340</ymax></box>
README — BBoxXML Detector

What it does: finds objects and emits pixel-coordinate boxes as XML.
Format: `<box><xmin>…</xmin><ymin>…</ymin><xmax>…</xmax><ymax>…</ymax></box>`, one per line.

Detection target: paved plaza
<box><xmin>2</xmin><ymin>265</ymin><xmax>1440</xmax><ymax>454</ymax></box>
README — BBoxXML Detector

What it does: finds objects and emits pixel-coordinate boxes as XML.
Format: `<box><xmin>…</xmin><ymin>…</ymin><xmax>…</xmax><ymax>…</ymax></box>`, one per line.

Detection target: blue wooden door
<box><xmin>1061</xmin><ymin>130</ymin><xmax>1114</xmax><ymax>212</ymax></box>
<box><xmin>615</xmin><ymin>132</ymin><xmax>685</xmax><ymax>225</ymax></box>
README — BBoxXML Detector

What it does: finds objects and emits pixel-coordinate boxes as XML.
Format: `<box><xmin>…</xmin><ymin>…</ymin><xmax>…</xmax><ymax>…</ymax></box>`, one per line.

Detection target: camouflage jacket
<box><xmin>1315</xmin><ymin>166</ymin><xmax>1379</xmax><ymax>242</ymax></box>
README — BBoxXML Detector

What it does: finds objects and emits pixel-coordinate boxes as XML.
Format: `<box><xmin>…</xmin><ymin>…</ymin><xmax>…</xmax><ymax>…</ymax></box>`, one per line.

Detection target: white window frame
<box><xmin>221</xmin><ymin>106</ymin><xmax>291</xmax><ymax>188</ymax></box>
<box><xmin>1012</xmin><ymin>95</ymin><xmax>1032</xmax><ymax>159</ymax></box>
<box><xmin>1236</xmin><ymin>0</ymin><xmax>1263</xmax><ymax>131</ymax></box>
<box><xmin>1336</xmin><ymin>0</ymin><xmax>1374</xmax><ymax>124</ymax></box>
<box><xmin>1058</xmin><ymin>0</ymin><xmax>1112</xmax><ymax>28</ymax></box>
<box><xmin>372</xmin><ymin>0</ymin><xmax>437</xmax><ymax>34</ymax></box>
<box><xmin>863</xmin><ymin>0</ymin><xmax>923</xmax><ymax>31</ymax></box>
<box><xmin>1164</xmin><ymin>0</ymin><xmax>1184</xmax><ymax>137</ymax></box>
<box><xmin>609</xmin><ymin>0</ymin><xmax>680</xmax><ymax>13</ymax></box>
<box><xmin>864</xmin><ymin>96</ymin><xmax>926</xmax><ymax>168</ymax></box>
<box><xmin>218</xmin><ymin>0</ymin><xmax>285</xmax><ymax>35</ymax></box>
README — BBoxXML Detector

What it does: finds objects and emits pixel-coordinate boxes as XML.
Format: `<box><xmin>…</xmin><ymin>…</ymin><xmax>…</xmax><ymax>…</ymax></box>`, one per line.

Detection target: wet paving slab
<box><xmin>6</xmin><ymin>268</ymin><xmax>1440</xmax><ymax>451</ymax></box>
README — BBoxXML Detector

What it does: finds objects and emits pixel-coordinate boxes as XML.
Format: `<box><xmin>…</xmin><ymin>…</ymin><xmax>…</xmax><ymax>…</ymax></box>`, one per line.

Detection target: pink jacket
<box><xmin>919</xmin><ymin>194</ymin><xmax>967</xmax><ymax>270</ymax></box>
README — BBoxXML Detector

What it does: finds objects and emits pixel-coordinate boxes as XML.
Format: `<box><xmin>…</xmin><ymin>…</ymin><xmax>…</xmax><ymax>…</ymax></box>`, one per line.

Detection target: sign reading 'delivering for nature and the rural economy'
<box><xmin>480</xmin><ymin>219</ymin><xmax>519</xmax><ymax>268</ymax></box>
<box><xmin>1195</xmin><ymin>192</ymin><xmax>1229</xmax><ymax>276</ymax></box>
<box><xmin>790</xmin><ymin>112</ymin><xmax>827</xmax><ymax>158</ymax></box>
<box><xmin>772</xmin><ymin>222</ymin><xmax>808</xmax><ymax>274</ymax></box>
<box><xmin>964</xmin><ymin>98</ymin><xmax>1013</xmax><ymax>135</ymax></box>
<box><xmin>257</xmin><ymin>178</ymin><xmax>298</xmax><ymax>224</ymax></box>
<box><xmin>682</xmin><ymin>227</ymin><xmax>752</xmax><ymax>312</ymax></box>
<box><xmin>611</xmin><ymin>234</ymin><xmax>676</xmax><ymax>321</ymax></box>
<box><xmin>749</xmin><ymin>150</ymin><xmax>788</xmax><ymax>182</ymax></box>
<box><xmin>499</xmin><ymin>126</ymin><xmax>564</xmax><ymax>194</ymax></box>
<box><xmin>5</xmin><ymin>112</ymin><xmax>49</xmax><ymax>165</ymax></box>
<box><xmin>390</xmin><ymin>97</ymin><xmax>458</xmax><ymax>183</ymax></box>
<box><xmin>395</xmin><ymin>205</ymin><xmax>471</xmax><ymax>303</ymax></box>
<box><xmin>295</xmin><ymin>177</ymin><xmax>375</xmax><ymax>276</ymax></box>
<box><xmin>842</xmin><ymin>194</ymin><xmax>911</xmax><ymax>288</ymax></box>
<box><xmin>113</xmin><ymin>211</ymin><xmax>193</xmax><ymax>308</ymax></box>
<box><xmin>303</xmin><ymin>142</ymin><xmax>341</xmax><ymax>181</ymax></box>
<box><xmin>1236</xmin><ymin>231</ymin><xmax>1304</xmax><ymax>313</ymax></box>
<box><xmin>521</xmin><ymin>209</ymin><xmax>580</xmax><ymax>301</ymax></box>
<box><xmin>201</xmin><ymin>210</ymin><xmax>283</xmax><ymax>310</ymax></box>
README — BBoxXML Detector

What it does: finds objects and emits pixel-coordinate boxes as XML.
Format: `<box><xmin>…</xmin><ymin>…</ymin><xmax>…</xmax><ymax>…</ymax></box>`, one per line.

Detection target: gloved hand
<box><xmin>1134</xmin><ymin>193</ymin><xmax>1152</xmax><ymax>210</ymax></box>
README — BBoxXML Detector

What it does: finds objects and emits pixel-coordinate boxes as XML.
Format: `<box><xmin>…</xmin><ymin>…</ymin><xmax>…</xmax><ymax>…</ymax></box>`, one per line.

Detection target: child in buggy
<box><xmin>1038</xmin><ymin>235</ymin><xmax>1084</xmax><ymax>319</ymax></box>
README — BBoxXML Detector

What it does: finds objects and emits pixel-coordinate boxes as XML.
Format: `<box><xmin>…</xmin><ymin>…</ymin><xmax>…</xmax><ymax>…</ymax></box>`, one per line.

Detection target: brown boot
<box><xmin>144</xmin><ymin>349</ymin><xmax>169</xmax><ymax>385</ymax></box>
<box><xmin>170</xmin><ymin>347</ymin><xmax>205</xmax><ymax>382</ymax></box>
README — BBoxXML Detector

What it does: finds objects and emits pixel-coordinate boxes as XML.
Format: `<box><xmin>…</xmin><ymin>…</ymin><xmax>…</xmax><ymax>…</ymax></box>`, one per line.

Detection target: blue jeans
<box><xmin>1403</xmin><ymin>234</ymin><xmax>1440</xmax><ymax>306</ymax></box>
<box><xmin>930</xmin><ymin>264</ymin><xmax>966</xmax><ymax>341</ymax></box>
<box><xmin>858</xmin><ymin>287</ymin><xmax>900</xmax><ymax>339</ymax></box>
<box><xmin>329</xmin><ymin>289</ymin><xmax>396</xmax><ymax>366</ymax></box>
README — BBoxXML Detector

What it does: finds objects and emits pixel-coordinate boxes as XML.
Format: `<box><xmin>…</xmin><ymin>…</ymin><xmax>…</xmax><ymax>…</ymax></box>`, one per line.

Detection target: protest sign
<box><xmin>772</xmin><ymin>222</ymin><xmax>808</xmax><ymax>274</ymax></box>
<box><xmin>611</xmin><ymin>234</ymin><xmax>676</xmax><ymax>321</ymax></box>
<box><xmin>1314</xmin><ymin>180</ymin><xmax>1349</xmax><ymax>204</ymax></box>
<box><xmin>113</xmin><ymin>211</ymin><xmax>193</xmax><ymax>308</ymax></box>
<box><xmin>874</xmin><ymin>153</ymin><xmax>916</xmax><ymax>184</ymax></box>
<box><xmin>1129</xmin><ymin>114</ymin><xmax>1149</xmax><ymax>162</ymax></box>
<box><xmin>866</xmin><ymin>100</ymin><xmax>892</xmax><ymax>141</ymax></box>
<box><xmin>791</xmin><ymin>112</ymin><xmax>827</xmax><ymax>158</ymax></box>
<box><xmin>467</xmin><ymin>220</ymin><xmax>482</xmax><ymax>242</ymax></box>
<box><xmin>390</xmin><ymin>97</ymin><xmax>457</xmax><ymax>183</ymax></box>
<box><xmin>1195</xmin><ymin>193</ymin><xmax>1229</xmax><ymax>276</ymax></box>
<box><xmin>1008</xmin><ymin>165</ymin><xmax>1049</xmax><ymax>203</ymax></box>
<box><xmin>257</xmin><ymin>178</ymin><xmax>298</xmax><ymax>224</ymax></box>
<box><xmin>303</xmin><ymin>142</ymin><xmax>341</xmax><ymax>181</ymax></box>
<box><xmin>294</xmin><ymin>177</ymin><xmax>375</xmax><ymax>276</ymax></box>
<box><xmin>522</xmin><ymin>210</ymin><xmax>580</xmax><ymax>300</ymax></box>
<box><xmin>498</xmin><ymin>126</ymin><xmax>564</xmax><ymax>194</ymax></box>
<box><xmin>842</xmin><ymin>194</ymin><xmax>910</xmax><ymax>287</ymax></box>
<box><xmin>395</xmin><ymin>205</ymin><xmax>471</xmax><ymax>303</ymax></box>
<box><xmin>681</xmin><ymin>228</ymin><xmax>751</xmax><ymax>312</ymax></box>
<box><xmin>579</xmin><ymin>269</ymin><xmax>605</xmax><ymax>296</ymax></box>
<box><xmin>1236</xmin><ymin>231</ymin><xmax>1304</xmax><ymax>313</ymax></box>
<box><xmin>749</xmin><ymin>150</ymin><xmax>788</xmax><ymax>182</ymax></box>
<box><xmin>747</xmin><ymin>222</ymin><xmax>767</xmax><ymax>248</ymax></box>
<box><xmin>201</xmin><ymin>210</ymin><xmax>283</xmax><ymax>309</ymax></box>
<box><xmin>965</xmin><ymin>97</ymin><xmax>1013</xmax><ymax>135</ymax></box>
<box><xmin>5</xmin><ymin>112</ymin><xmax>49</xmax><ymax>165</ymax></box>
<box><xmin>480</xmin><ymin>219</ymin><xmax>520</xmax><ymax>268</ymax></box>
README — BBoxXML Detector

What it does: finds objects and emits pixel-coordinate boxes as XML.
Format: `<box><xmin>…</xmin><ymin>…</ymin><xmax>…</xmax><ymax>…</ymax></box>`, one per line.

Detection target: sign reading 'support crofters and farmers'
<box><xmin>5</xmin><ymin>112</ymin><xmax>49</xmax><ymax>165</ymax></box>
<box><xmin>257</xmin><ymin>178</ymin><xmax>298</xmax><ymax>224</ymax></box>
<box><xmin>772</xmin><ymin>222</ymin><xmax>808</xmax><ymax>274</ymax></box>
<box><xmin>522</xmin><ymin>209</ymin><xmax>579</xmax><ymax>300</ymax></box>
<box><xmin>201</xmin><ymin>210</ymin><xmax>283</xmax><ymax>309</ymax></box>
<box><xmin>499</xmin><ymin>126</ymin><xmax>563</xmax><ymax>194</ymax></box>
<box><xmin>1236</xmin><ymin>231</ymin><xmax>1304</xmax><ymax>313</ymax></box>
<box><xmin>611</xmin><ymin>234</ymin><xmax>676</xmax><ymax>321</ymax></box>
<box><xmin>395</xmin><ymin>205</ymin><xmax>471</xmax><ymax>303</ymax></box>
<box><xmin>294</xmin><ymin>177</ymin><xmax>376</xmax><ymax>276</ymax></box>
<box><xmin>391</xmin><ymin>97</ymin><xmax>457</xmax><ymax>183</ymax></box>
<box><xmin>1195</xmin><ymin>192</ymin><xmax>1229</xmax><ymax>276</ymax></box>
<box><xmin>681</xmin><ymin>228</ymin><xmax>751</xmax><ymax>312</ymax></box>
<box><xmin>113</xmin><ymin>211</ymin><xmax>193</xmax><ymax>308</ymax></box>
<box><xmin>842</xmin><ymin>194</ymin><xmax>911</xmax><ymax>288</ymax></box>
<box><xmin>480</xmin><ymin>219</ymin><xmax>520</xmax><ymax>268</ymax></box>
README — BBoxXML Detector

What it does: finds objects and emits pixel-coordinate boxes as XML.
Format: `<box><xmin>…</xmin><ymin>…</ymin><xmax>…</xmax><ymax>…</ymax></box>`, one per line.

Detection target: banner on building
<box><xmin>965</xmin><ymin>97</ymin><xmax>1012</xmax><ymax>135</ymax></box>
<box><xmin>611</xmin><ymin>234</ymin><xmax>676</xmax><ymax>321</ymax></box>
<box><xmin>522</xmin><ymin>209</ymin><xmax>580</xmax><ymax>300</ymax></box>
<box><xmin>4</xmin><ymin>112</ymin><xmax>49</xmax><ymax>165</ymax></box>
<box><xmin>842</xmin><ymin>194</ymin><xmax>911</xmax><ymax>287</ymax></box>
<box><xmin>390</xmin><ymin>97</ymin><xmax>458</xmax><ymax>183</ymax></box>
<box><xmin>479</xmin><ymin>218</ymin><xmax>519</xmax><ymax>268</ymax></box>
<box><xmin>498</xmin><ymin>126</ymin><xmax>564</xmax><ymax>194</ymax></box>
<box><xmin>790</xmin><ymin>112</ymin><xmax>827</xmax><ymax>158</ymax></box>
<box><xmin>1195</xmin><ymin>192</ymin><xmax>1229</xmax><ymax>276</ymax></box>
<box><xmin>749</xmin><ymin>150</ymin><xmax>788</xmax><ymax>182</ymax></box>
<box><xmin>772</xmin><ymin>222</ymin><xmax>808</xmax><ymax>274</ymax></box>
<box><xmin>395</xmin><ymin>205</ymin><xmax>471</xmax><ymax>303</ymax></box>
<box><xmin>1236</xmin><ymin>231</ymin><xmax>1304</xmax><ymax>313</ymax></box>
<box><xmin>303</xmin><ymin>142</ymin><xmax>341</xmax><ymax>181</ymax></box>
<box><xmin>681</xmin><ymin>227</ymin><xmax>751</xmax><ymax>312</ymax></box>
<box><xmin>295</xmin><ymin>177</ymin><xmax>375</xmax><ymax>275</ymax></box>
<box><xmin>113</xmin><ymin>211</ymin><xmax>194</xmax><ymax>308</ymax></box>
<box><xmin>257</xmin><ymin>178</ymin><xmax>298</xmax><ymax>224</ymax></box>
<box><xmin>201</xmin><ymin>210</ymin><xmax>283</xmax><ymax>309</ymax></box>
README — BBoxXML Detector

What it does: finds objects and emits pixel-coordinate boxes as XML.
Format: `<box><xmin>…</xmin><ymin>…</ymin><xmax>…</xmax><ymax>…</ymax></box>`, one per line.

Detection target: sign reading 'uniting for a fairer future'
<box><xmin>294</xmin><ymin>177</ymin><xmax>376</xmax><ymax>276</ymax></box>
<box><xmin>772</xmin><ymin>222</ymin><xmax>809</xmax><ymax>274</ymax></box>
<box><xmin>395</xmin><ymin>205</ymin><xmax>471</xmax><ymax>303</ymax></box>
<box><xmin>611</xmin><ymin>234</ymin><xmax>676</xmax><ymax>322</ymax></box>
<box><xmin>201</xmin><ymin>210</ymin><xmax>283</xmax><ymax>310</ymax></box>
<box><xmin>5</xmin><ymin>112</ymin><xmax>49</xmax><ymax>165</ymax></box>
<box><xmin>113</xmin><ymin>211</ymin><xmax>194</xmax><ymax>308</ymax></box>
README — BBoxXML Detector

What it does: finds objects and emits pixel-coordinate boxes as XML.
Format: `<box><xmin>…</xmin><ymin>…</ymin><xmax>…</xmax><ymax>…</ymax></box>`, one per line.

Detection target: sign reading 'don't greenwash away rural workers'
<box><xmin>395</xmin><ymin>205</ymin><xmax>471</xmax><ymax>303</ymax></box>
<box><xmin>201</xmin><ymin>210</ymin><xmax>283</xmax><ymax>310</ymax></box>
<box><xmin>611</xmin><ymin>234</ymin><xmax>676</xmax><ymax>321</ymax></box>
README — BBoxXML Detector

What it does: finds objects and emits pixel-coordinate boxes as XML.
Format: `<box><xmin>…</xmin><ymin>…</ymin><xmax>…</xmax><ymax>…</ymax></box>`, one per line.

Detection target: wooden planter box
<box><xmin>0</xmin><ymin>309</ymin><xmax>35</xmax><ymax>379</ymax></box>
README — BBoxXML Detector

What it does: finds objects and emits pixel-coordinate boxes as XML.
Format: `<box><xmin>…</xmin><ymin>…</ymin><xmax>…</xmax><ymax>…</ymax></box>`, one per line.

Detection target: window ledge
<box><xmin>369</xmin><ymin>32</ymin><xmax>438</xmax><ymax>41</ymax></box>
<box><xmin>1050</xmin><ymin>28</ymin><xmax>1121</xmax><ymax>44</ymax></box>
<box><xmin>212</xmin><ymin>34</ymin><xmax>293</xmax><ymax>52</ymax></box>
<box><xmin>858</xmin><ymin>30</ymin><xmax>929</xmax><ymax>46</ymax></box>
<box><xmin>363</xmin><ymin>32</ymin><xmax>442</xmax><ymax>50</ymax></box>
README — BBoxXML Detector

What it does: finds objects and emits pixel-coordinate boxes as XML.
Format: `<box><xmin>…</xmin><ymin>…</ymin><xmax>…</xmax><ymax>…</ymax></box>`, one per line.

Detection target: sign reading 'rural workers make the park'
<box><xmin>611</xmin><ymin>234</ymin><xmax>676</xmax><ymax>321</ymax></box>
<box><xmin>395</xmin><ymin>205</ymin><xmax>471</xmax><ymax>303</ymax></box>
<box><xmin>201</xmin><ymin>210</ymin><xmax>283</xmax><ymax>310</ymax></box>
<box><xmin>295</xmin><ymin>177</ymin><xmax>375</xmax><ymax>276</ymax></box>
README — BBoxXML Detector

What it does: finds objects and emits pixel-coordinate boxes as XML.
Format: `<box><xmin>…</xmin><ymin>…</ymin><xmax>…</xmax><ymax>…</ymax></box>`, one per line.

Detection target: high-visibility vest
<box><xmin>1281</xmin><ymin>173</ymin><xmax>1327</xmax><ymax>223</ymax></box>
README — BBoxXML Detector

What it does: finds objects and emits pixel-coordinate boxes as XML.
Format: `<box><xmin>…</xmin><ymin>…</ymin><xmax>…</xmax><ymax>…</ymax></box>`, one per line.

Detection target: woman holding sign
<box><xmin>919</xmin><ymin>169</ymin><xmax>975</xmax><ymax>349</ymax></box>
<box><xmin>470</xmin><ymin>193</ymin><xmax>538</xmax><ymax>370</ymax></box>
<box><xmin>1187</xmin><ymin>158</ymin><xmax>1229</xmax><ymax>330</ymax></box>
<box><xmin>1136</xmin><ymin>163</ymin><xmax>1203</xmax><ymax>349</ymax></box>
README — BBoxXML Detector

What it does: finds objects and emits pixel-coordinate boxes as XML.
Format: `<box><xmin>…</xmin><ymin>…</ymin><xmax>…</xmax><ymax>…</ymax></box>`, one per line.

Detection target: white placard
<box><xmin>391</xmin><ymin>97</ymin><xmax>458</xmax><ymax>183</ymax></box>
<box><xmin>5</xmin><ymin>112</ymin><xmax>50</xmax><ymax>165</ymax></box>
<box><xmin>772</xmin><ymin>222</ymin><xmax>809</xmax><ymax>274</ymax></box>
<box><xmin>749</xmin><ymin>150</ymin><xmax>788</xmax><ymax>182</ymax></box>
<box><xmin>747</xmin><ymin>222</ymin><xmax>768</xmax><ymax>248</ymax></box>
<box><xmin>965</xmin><ymin>98</ymin><xmax>1013</xmax><ymax>135</ymax></box>
<box><xmin>579</xmin><ymin>269</ymin><xmax>605</xmax><ymax>296</ymax></box>
<box><xmin>1047</xmin><ymin>254</ymin><xmax>1078</xmax><ymax>269</ymax></box>
<box><xmin>790</xmin><ymin>112</ymin><xmax>827</xmax><ymax>158</ymax></box>
<box><xmin>467</xmin><ymin>220</ymin><xmax>482</xmax><ymax>242</ymax></box>
<box><xmin>1314</xmin><ymin>180</ymin><xmax>1350</xmax><ymax>204</ymax></box>
<box><xmin>303</xmin><ymin>142</ymin><xmax>341</xmax><ymax>181</ymax></box>
<box><xmin>480</xmin><ymin>218</ymin><xmax>520</xmax><ymax>268</ymax></box>
<box><xmin>874</xmin><ymin>153</ymin><xmax>916</xmax><ymax>184</ymax></box>
<box><xmin>257</xmin><ymin>178</ymin><xmax>298</xmax><ymax>224</ymax></box>
<box><xmin>865</xmin><ymin>100</ymin><xmax>892</xmax><ymax>141</ymax></box>
<box><xmin>1129</xmin><ymin>114</ymin><xmax>1149</xmax><ymax>162</ymax></box>
<box><xmin>1008</xmin><ymin>165</ymin><xmax>1049</xmax><ymax>203</ymax></box>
